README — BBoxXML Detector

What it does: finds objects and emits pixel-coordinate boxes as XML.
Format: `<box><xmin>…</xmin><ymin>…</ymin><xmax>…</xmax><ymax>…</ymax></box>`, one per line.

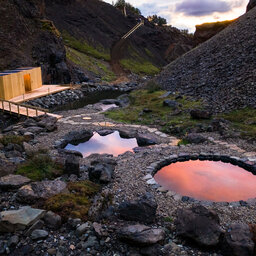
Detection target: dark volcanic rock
<box><xmin>89</xmin><ymin>163</ymin><xmax>115</xmax><ymax>184</ymax></box>
<box><xmin>190</xmin><ymin>109</ymin><xmax>212</xmax><ymax>120</ymax></box>
<box><xmin>185</xmin><ymin>133</ymin><xmax>207</xmax><ymax>144</ymax></box>
<box><xmin>136</xmin><ymin>134</ymin><xmax>158</xmax><ymax>147</ymax></box>
<box><xmin>118</xmin><ymin>193</ymin><xmax>157</xmax><ymax>223</ymax></box>
<box><xmin>118</xmin><ymin>224</ymin><xmax>165</xmax><ymax>246</ymax></box>
<box><xmin>176</xmin><ymin>205</ymin><xmax>223</xmax><ymax>247</ymax></box>
<box><xmin>64</xmin><ymin>154</ymin><xmax>80</xmax><ymax>176</ymax></box>
<box><xmin>247</xmin><ymin>0</ymin><xmax>256</xmax><ymax>11</ymax></box>
<box><xmin>222</xmin><ymin>223</ymin><xmax>254</xmax><ymax>256</ymax></box>
<box><xmin>43</xmin><ymin>211</ymin><xmax>62</xmax><ymax>230</ymax></box>
<box><xmin>61</xmin><ymin>130</ymin><xmax>94</xmax><ymax>148</ymax></box>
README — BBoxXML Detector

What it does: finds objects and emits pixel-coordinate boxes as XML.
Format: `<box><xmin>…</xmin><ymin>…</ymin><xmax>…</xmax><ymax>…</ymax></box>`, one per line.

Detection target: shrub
<box><xmin>16</xmin><ymin>151</ymin><xmax>63</xmax><ymax>181</ymax></box>
<box><xmin>45</xmin><ymin>181</ymin><xmax>101</xmax><ymax>221</ymax></box>
<box><xmin>0</xmin><ymin>135</ymin><xmax>27</xmax><ymax>146</ymax></box>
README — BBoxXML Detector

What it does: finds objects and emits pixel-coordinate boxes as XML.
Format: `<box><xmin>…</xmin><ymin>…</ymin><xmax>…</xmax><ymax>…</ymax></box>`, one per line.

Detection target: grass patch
<box><xmin>164</xmin><ymin>216</ymin><xmax>173</xmax><ymax>223</ymax></box>
<box><xmin>0</xmin><ymin>135</ymin><xmax>27</xmax><ymax>146</ymax></box>
<box><xmin>221</xmin><ymin>108</ymin><xmax>256</xmax><ymax>138</ymax></box>
<box><xmin>66</xmin><ymin>47</ymin><xmax>115</xmax><ymax>82</ymax></box>
<box><xmin>146</xmin><ymin>81</ymin><xmax>161</xmax><ymax>93</ymax></box>
<box><xmin>62</xmin><ymin>31</ymin><xmax>110</xmax><ymax>61</ymax></box>
<box><xmin>120</xmin><ymin>59</ymin><xmax>160</xmax><ymax>76</ymax></box>
<box><xmin>105</xmin><ymin>89</ymin><xmax>205</xmax><ymax>136</ymax></box>
<box><xmin>16</xmin><ymin>150</ymin><xmax>63</xmax><ymax>181</ymax></box>
<box><xmin>178</xmin><ymin>138</ymin><xmax>190</xmax><ymax>146</ymax></box>
<box><xmin>44</xmin><ymin>181</ymin><xmax>100</xmax><ymax>221</ymax></box>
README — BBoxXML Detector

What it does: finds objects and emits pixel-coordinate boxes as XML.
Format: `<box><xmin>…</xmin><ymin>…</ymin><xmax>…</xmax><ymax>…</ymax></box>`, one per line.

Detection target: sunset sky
<box><xmin>104</xmin><ymin>0</ymin><xmax>248</xmax><ymax>32</ymax></box>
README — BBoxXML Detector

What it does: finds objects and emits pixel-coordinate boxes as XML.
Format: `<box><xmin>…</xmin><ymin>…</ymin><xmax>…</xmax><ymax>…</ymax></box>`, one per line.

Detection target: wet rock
<box><xmin>190</xmin><ymin>109</ymin><xmax>212</xmax><ymax>120</ymax></box>
<box><xmin>118</xmin><ymin>193</ymin><xmax>157</xmax><ymax>223</ymax></box>
<box><xmin>61</xmin><ymin>130</ymin><xmax>93</xmax><ymax>148</ymax></box>
<box><xmin>0</xmin><ymin>174</ymin><xmax>31</xmax><ymax>191</ymax></box>
<box><xmin>89</xmin><ymin>163</ymin><xmax>114</xmax><ymax>183</ymax></box>
<box><xmin>64</xmin><ymin>154</ymin><xmax>80</xmax><ymax>176</ymax></box>
<box><xmin>119</xmin><ymin>129</ymin><xmax>137</xmax><ymax>139</ymax></box>
<box><xmin>0</xmin><ymin>206</ymin><xmax>45</xmax><ymax>232</ymax></box>
<box><xmin>176</xmin><ymin>205</ymin><xmax>223</xmax><ymax>247</ymax></box>
<box><xmin>16</xmin><ymin>180</ymin><xmax>67</xmax><ymax>203</ymax></box>
<box><xmin>136</xmin><ymin>134</ymin><xmax>157</xmax><ymax>147</ymax></box>
<box><xmin>119</xmin><ymin>224</ymin><xmax>165</xmax><ymax>246</ymax></box>
<box><xmin>222</xmin><ymin>223</ymin><xmax>254</xmax><ymax>256</ymax></box>
<box><xmin>184</xmin><ymin>133</ymin><xmax>207</xmax><ymax>144</ymax></box>
<box><xmin>43</xmin><ymin>211</ymin><xmax>62</xmax><ymax>230</ymax></box>
<box><xmin>31</xmin><ymin>229</ymin><xmax>48</xmax><ymax>240</ymax></box>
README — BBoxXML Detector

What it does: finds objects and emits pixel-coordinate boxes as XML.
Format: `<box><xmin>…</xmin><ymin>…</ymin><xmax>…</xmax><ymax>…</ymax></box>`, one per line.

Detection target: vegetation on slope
<box><xmin>66</xmin><ymin>47</ymin><xmax>116</xmax><ymax>82</ymax></box>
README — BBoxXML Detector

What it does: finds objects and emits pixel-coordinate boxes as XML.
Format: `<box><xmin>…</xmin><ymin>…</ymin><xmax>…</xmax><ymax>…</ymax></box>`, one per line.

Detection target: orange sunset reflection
<box><xmin>154</xmin><ymin>160</ymin><xmax>256</xmax><ymax>202</ymax></box>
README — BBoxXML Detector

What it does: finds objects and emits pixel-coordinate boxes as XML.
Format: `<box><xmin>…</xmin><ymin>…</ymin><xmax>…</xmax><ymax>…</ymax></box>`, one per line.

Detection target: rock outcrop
<box><xmin>247</xmin><ymin>0</ymin><xmax>256</xmax><ymax>11</ymax></box>
<box><xmin>156</xmin><ymin>8</ymin><xmax>256</xmax><ymax>112</ymax></box>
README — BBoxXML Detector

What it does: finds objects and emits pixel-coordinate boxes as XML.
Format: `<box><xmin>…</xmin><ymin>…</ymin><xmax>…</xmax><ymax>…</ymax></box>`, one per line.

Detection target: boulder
<box><xmin>43</xmin><ymin>211</ymin><xmax>62</xmax><ymax>230</ymax></box>
<box><xmin>118</xmin><ymin>193</ymin><xmax>157</xmax><ymax>223</ymax></box>
<box><xmin>0</xmin><ymin>174</ymin><xmax>31</xmax><ymax>191</ymax></box>
<box><xmin>163</xmin><ymin>100</ymin><xmax>179</xmax><ymax>109</ymax></box>
<box><xmin>190</xmin><ymin>109</ymin><xmax>212</xmax><ymax>120</ymax></box>
<box><xmin>118</xmin><ymin>224</ymin><xmax>165</xmax><ymax>246</ymax></box>
<box><xmin>64</xmin><ymin>154</ymin><xmax>80</xmax><ymax>176</ymax></box>
<box><xmin>62</xmin><ymin>130</ymin><xmax>93</xmax><ymax>148</ymax></box>
<box><xmin>97</xmin><ymin>130</ymin><xmax>114</xmax><ymax>136</ymax></box>
<box><xmin>31</xmin><ymin>229</ymin><xmax>49</xmax><ymax>240</ymax></box>
<box><xmin>89</xmin><ymin>163</ymin><xmax>114</xmax><ymax>184</ymax></box>
<box><xmin>16</xmin><ymin>180</ymin><xmax>67</xmax><ymax>203</ymax></box>
<box><xmin>222</xmin><ymin>223</ymin><xmax>254</xmax><ymax>256</ymax></box>
<box><xmin>0</xmin><ymin>206</ymin><xmax>45</xmax><ymax>233</ymax></box>
<box><xmin>185</xmin><ymin>133</ymin><xmax>207</xmax><ymax>144</ymax></box>
<box><xmin>136</xmin><ymin>134</ymin><xmax>157</xmax><ymax>147</ymax></box>
<box><xmin>119</xmin><ymin>129</ymin><xmax>137</xmax><ymax>139</ymax></box>
<box><xmin>36</xmin><ymin>115</ymin><xmax>57</xmax><ymax>132</ymax></box>
<box><xmin>176</xmin><ymin>205</ymin><xmax>223</xmax><ymax>247</ymax></box>
<box><xmin>0</xmin><ymin>158</ymin><xmax>17</xmax><ymax>177</ymax></box>
<box><xmin>247</xmin><ymin>0</ymin><xmax>256</xmax><ymax>11</ymax></box>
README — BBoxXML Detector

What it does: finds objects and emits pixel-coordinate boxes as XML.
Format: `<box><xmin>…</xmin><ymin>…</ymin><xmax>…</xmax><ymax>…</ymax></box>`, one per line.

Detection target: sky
<box><xmin>104</xmin><ymin>0</ymin><xmax>248</xmax><ymax>32</ymax></box>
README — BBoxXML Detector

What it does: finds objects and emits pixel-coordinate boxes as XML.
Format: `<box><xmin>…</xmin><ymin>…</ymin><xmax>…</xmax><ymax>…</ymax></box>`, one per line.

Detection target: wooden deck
<box><xmin>0</xmin><ymin>99</ymin><xmax>62</xmax><ymax>119</ymax></box>
<box><xmin>10</xmin><ymin>84</ymin><xmax>70</xmax><ymax>103</ymax></box>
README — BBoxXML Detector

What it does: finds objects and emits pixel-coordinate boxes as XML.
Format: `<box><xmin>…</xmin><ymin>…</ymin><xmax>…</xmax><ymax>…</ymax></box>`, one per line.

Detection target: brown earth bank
<box><xmin>155</xmin><ymin>7</ymin><xmax>256</xmax><ymax>113</ymax></box>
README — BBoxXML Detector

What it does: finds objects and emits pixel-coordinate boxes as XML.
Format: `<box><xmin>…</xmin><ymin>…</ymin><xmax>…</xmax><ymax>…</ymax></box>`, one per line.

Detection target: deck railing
<box><xmin>0</xmin><ymin>98</ymin><xmax>48</xmax><ymax>117</ymax></box>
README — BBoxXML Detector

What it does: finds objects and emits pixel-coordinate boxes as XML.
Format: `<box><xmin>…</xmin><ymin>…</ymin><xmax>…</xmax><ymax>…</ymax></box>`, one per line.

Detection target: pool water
<box><xmin>154</xmin><ymin>160</ymin><xmax>256</xmax><ymax>202</ymax></box>
<box><xmin>65</xmin><ymin>131</ymin><xmax>138</xmax><ymax>157</ymax></box>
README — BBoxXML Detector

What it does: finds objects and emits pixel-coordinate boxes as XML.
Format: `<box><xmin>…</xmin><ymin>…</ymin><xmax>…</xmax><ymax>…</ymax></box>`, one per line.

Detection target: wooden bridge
<box><xmin>122</xmin><ymin>20</ymin><xmax>144</xmax><ymax>39</ymax></box>
<box><xmin>0</xmin><ymin>98</ymin><xmax>62</xmax><ymax>119</ymax></box>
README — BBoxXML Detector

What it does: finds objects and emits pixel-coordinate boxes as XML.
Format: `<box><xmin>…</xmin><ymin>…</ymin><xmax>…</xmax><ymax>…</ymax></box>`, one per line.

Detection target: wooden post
<box><xmin>1</xmin><ymin>100</ymin><xmax>3</xmax><ymax>112</ymax></box>
<box><xmin>36</xmin><ymin>108</ymin><xmax>38</xmax><ymax>116</ymax></box>
<box><xmin>17</xmin><ymin>104</ymin><xmax>20</xmax><ymax>117</ymax></box>
<box><xmin>26</xmin><ymin>107</ymin><xmax>29</xmax><ymax>117</ymax></box>
<box><xmin>9</xmin><ymin>102</ymin><xmax>11</xmax><ymax>114</ymax></box>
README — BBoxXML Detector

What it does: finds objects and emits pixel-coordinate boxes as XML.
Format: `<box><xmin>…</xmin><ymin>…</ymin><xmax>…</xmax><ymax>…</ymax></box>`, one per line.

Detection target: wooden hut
<box><xmin>0</xmin><ymin>67</ymin><xmax>42</xmax><ymax>100</ymax></box>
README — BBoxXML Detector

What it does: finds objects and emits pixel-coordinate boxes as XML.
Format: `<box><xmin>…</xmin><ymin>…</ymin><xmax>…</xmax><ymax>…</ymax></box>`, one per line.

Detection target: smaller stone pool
<box><xmin>154</xmin><ymin>160</ymin><xmax>256</xmax><ymax>202</ymax></box>
<box><xmin>65</xmin><ymin>131</ymin><xmax>138</xmax><ymax>157</ymax></box>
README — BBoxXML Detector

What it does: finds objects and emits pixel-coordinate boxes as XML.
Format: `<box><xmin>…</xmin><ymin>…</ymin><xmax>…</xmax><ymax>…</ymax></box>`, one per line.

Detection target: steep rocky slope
<box><xmin>0</xmin><ymin>0</ymin><xmax>70</xmax><ymax>84</ymax></box>
<box><xmin>156</xmin><ymin>7</ymin><xmax>256</xmax><ymax>113</ymax></box>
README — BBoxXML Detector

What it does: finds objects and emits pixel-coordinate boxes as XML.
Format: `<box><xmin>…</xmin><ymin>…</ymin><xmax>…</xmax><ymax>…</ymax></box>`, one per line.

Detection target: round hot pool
<box><xmin>154</xmin><ymin>160</ymin><xmax>256</xmax><ymax>202</ymax></box>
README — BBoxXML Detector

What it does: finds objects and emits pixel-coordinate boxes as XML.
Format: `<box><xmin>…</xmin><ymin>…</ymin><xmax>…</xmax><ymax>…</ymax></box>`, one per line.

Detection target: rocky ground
<box><xmin>0</xmin><ymin>97</ymin><xmax>256</xmax><ymax>256</ymax></box>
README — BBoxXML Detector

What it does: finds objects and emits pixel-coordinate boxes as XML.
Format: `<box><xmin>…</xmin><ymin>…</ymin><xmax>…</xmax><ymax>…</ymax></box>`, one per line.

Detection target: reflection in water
<box><xmin>65</xmin><ymin>131</ymin><xmax>138</xmax><ymax>157</ymax></box>
<box><xmin>154</xmin><ymin>160</ymin><xmax>256</xmax><ymax>202</ymax></box>
<box><xmin>99</xmin><ymin>104</ymin><xmax>118</xmax><ymax>111</ymax></box>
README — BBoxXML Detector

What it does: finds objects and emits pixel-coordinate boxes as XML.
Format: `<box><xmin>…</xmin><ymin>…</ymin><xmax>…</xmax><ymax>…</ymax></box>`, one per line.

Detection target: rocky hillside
<box><xmin>0</xmin><ymin>0</ymin><xmax>71</xmax><ymax>84</ymax></box>
<box><xmin>156</xmin><ymin>7</ymin><xmax>256</xmax><ymax>113</ymax></box>
<box><xmin>0</xmin><ymin>0</ymin><xmax>195</xmax><ymax>84</ymax></box>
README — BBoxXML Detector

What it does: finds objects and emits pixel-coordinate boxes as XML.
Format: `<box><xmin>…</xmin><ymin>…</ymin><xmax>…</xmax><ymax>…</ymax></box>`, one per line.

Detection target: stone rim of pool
<box><xmin>144</xmin><ymin>153</ymin><xmax>256</xmax><ymax>204</ymax></box>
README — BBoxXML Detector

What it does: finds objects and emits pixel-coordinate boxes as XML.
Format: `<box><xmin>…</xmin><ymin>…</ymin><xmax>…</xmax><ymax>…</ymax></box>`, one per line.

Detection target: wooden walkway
<box><xmin>0</xmin><ymin>99</ymin><xmax>62</xmax><ymax>119</ymax></box>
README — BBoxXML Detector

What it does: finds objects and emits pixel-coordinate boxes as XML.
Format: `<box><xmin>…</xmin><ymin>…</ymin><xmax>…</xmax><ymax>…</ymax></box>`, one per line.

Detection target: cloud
<box><xmin>175</xmin><ymin>0</ymin><xmax>231</xmax><ymax>16</ymax></box>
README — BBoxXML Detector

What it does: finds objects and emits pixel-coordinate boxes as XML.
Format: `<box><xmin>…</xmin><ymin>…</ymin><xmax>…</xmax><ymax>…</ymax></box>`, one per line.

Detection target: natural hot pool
<box><xmin>65</xmin><ymin>131</ymin><xmax>138</xmax><ymax>157</ymax></box>
<box><xmin>154</xmin><ymin>160</ymin><xmax>256</xmax><ymax>202</ymax></box>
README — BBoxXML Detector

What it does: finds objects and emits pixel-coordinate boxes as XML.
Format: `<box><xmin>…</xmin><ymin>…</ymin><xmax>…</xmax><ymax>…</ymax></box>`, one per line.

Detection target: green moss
<box><xmin>145</xmin><ymin>48</ymin><xmax>154</xmax><ymax>58</ymax></box>
<box><xmin>178</xmin><ymin>138</ymin><xmax>190</xmax><ymax>146</ymax></box>
<box><xmin>120</xmin><ymin>59</ymin><xmax>160</xmax><ymax>76</ymax></box>
<box><xmin>164</xmin><ymin>216</ymin><xmax>173</xmax><ymax>223</ymax></box>
<box><xmin>45</xmin><ymin>181</ymin><xmax>100</xmax><ymax>221</ymax></box>
<box><xmin>221</xmin><ymin>108</ymin><xmax>256</xmax><ymax>138</ymax></box>
<box><xmin>16</xmin><ymin>152</ymin><xmax>63</xmax><ymax>181</ymax></box>
<box><xmin>66</xmin><ymin>47</ymin><xmax>115</xmax><ymax>82</ymax></box>
<box><xmin>0</xmin><ymin>135</ymin><xmax>27</xmax><ymax>146</ymax></box>
<box><xmin>62</xmin><ymin>32</ymin><xmax>110</xmax><ymax>61</ymax></box>
<box><xmin>105</xmin><ymin>89</ymin><xmax>204</xmax><ymax>136</ymax></box>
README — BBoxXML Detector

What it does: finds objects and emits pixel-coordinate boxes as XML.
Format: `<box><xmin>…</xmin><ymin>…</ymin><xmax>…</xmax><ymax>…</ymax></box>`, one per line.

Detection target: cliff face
<box><xmin>194</xmin><ymin>20</ymin><xmax>235</xmax><ymax>44</ymax></box>
<box><xmin>0</xmin><ymin>0</ymin><xmax>70</xmax><ymax>84</ymax></box>
<box><xmin>156</xmin><ymin>8</ymin><xmax>256</xmax><ymax>113</ymax></box>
